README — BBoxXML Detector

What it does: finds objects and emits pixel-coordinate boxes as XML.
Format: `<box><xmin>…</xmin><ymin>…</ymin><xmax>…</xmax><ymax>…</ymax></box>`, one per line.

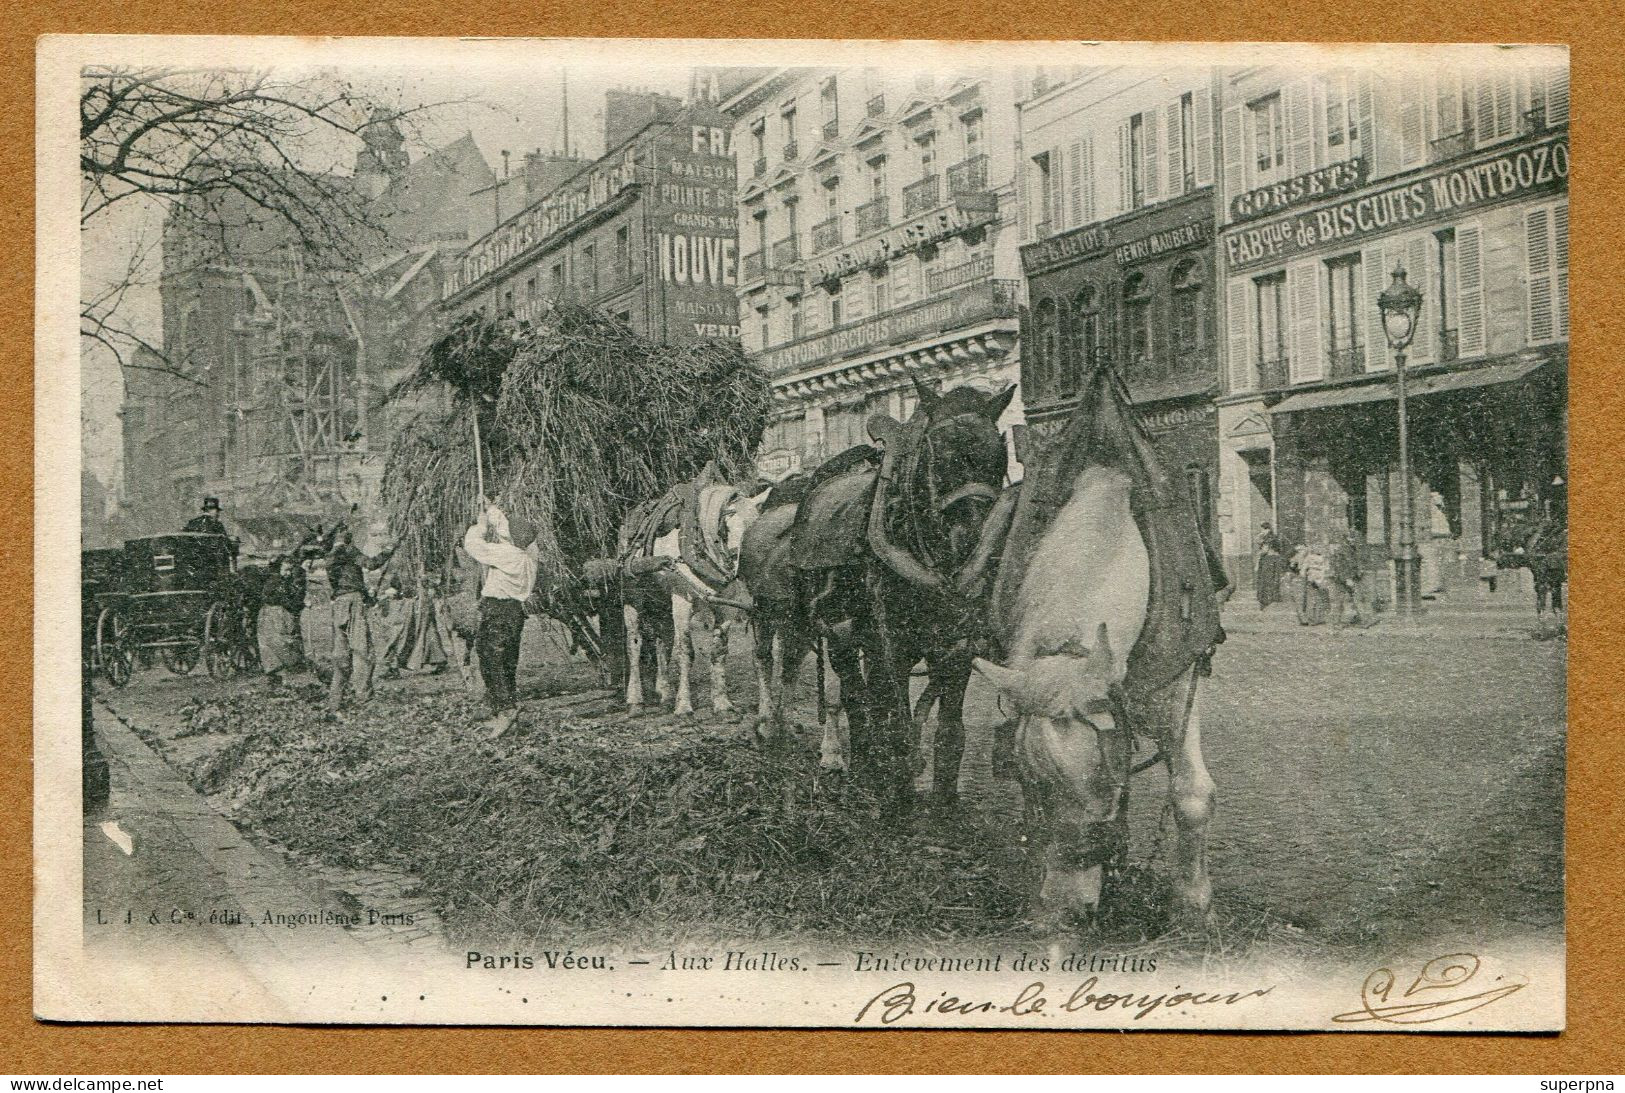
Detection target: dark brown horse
<box><xmin>739</xmin><ymin>380</ymin><xmax>1017</xmax><ymax>817</ymax></box>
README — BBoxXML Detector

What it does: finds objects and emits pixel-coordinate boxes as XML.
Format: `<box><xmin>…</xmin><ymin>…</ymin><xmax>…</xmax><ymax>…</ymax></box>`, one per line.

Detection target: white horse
<box><xmin>972</xmin><ymin>465</ymin><xmax>1216</xmax><ymax>926</ymax></box>
<box><xmin>625</xmin><ymin>483</ymin><xmax>768</xmax><ymax>716</ymax></box>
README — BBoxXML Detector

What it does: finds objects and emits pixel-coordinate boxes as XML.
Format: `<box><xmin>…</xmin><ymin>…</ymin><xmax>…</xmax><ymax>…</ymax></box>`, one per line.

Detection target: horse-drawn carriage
<box><xmin>85</xmin><ymin>533</ymin><xmax>257</xmax><ymax>688</ymax></box>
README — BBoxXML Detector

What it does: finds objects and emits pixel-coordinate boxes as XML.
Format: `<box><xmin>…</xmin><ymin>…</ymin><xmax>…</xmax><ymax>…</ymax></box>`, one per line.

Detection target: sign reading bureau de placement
<box><xmin>1223</xmin><ymin>133</ymin><xmax>1569</xmax><ymax>272</ymax></box>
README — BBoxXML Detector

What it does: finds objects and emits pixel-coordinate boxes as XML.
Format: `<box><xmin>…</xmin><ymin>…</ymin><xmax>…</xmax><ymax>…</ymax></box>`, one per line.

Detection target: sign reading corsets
<box><xmin>1229</xmin><ymin>159</ymin><xmax>1367</xmax><ymax>222</ymax></box>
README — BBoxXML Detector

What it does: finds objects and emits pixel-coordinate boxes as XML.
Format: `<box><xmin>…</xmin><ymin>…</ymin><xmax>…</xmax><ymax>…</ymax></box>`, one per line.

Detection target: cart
<box><xmin>90</xmin><ymin>534</ymin><xmax>255</xmax><ymax>688</ymax></box>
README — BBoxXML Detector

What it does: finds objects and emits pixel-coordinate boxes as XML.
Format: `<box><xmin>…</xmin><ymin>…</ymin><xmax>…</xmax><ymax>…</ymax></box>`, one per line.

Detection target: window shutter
<box><xmin>1050</xmin><ymin>147</ymin><xmax>1067</xmax><ymax>231</ymax></box>
<box><xmin>1288</xmin><ymin>259</ymin><xmax>1323</xmax><ymax>383</ymax></box>
<box><xmin>1067</xmin><ymin>140</ymin><xmax>1084</xmax><ymax>228</ymax></box>
<box><xmin>1226</xmin><ymin>278</ymin><xmax>1253</xmax><ymax>392</ymax></box>
<box><xmin>1407</xmin><ymin>234</ymin><xmax>1435</xmax><ymax>365</ymax></box>
<box><xmin>1079</xmin><ymin>137</ymin><xmax>1096</xmax><ymax>223</ymax></box>
<box><xmin>1194</xmin><ymin>91</ymin><xmax>1215</xmax><ymax>186</ymax></box>
<box><xmin>1144</xmin><ymin>111</ymin><xmax>1162</xmax><ymax>204</ymax></box>
<box><xmin>846</xmin><ymin>275</ymin><xmax>869</xmax><ymax>322</ymax></box>
<box><xmin>1017</xmin><ymin>154</ymin><xmax>1033</xmax><ymax>240</ymax></box>
<box><xmin>894</xmin><ymin>256</ymin><xmax>915</xmax><ymax>307</ymax></box>
<box><xmin>1546</xmin><ymin>68</ymin><xmax>1570</xmax><ymax>126</ymax></box>
<box><xmin>1165</xmin><ymin>99</ymin><xmax>1185</xmax><ymax>197</ymax></box>
<box><xmin>1399</xmin><ymin>73</ymin><xmax>1426</xmax><ymax>168</ymax></box>
<box><xmin>1286</xmin><ymin>79</ymin><xmax>1315</xmax><ymax>176</ymax></box>
<box><xmin>1433</xmin><ymin>71</ymin><xmax>1463</xmax><ymax>137</ymax></box>
<box><xmin>1555</xmin><ymin>201</ymin><xmax>1569</xmax><ymax>339</ymax></box>
<box><xmin>1362</xmin><ymin>244</ymin><xmax>1390</xmax><ymax>372</ymax></box>
<box><xmin>1357</xmin><ymin>75</ymin><xmax>1377</xmax><ymax>168</ymax></box>
<box><xmin>1456</xmin><ymin>221</ymin><xmax>1486</xmax><ymax>357</ymax></box>
<box><xmin>1117</xmin><ymin>122</ymin><xmax>1132</xmax><ymax>212</ymax></box>
<box><xmin>1221</xmin><ymin>105</ymin><xmax>1245</xmax><ymax>207</ymax></box>
<box><xmin>1526</xmin><ymin>206</ymin><xmax>1556</xmax><ymax>344</ymax></box>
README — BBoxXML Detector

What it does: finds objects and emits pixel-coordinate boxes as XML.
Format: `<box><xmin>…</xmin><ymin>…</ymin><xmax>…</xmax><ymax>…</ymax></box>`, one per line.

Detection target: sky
<box><xmin>79</xmin><ymin>60</ymin><xmax>693</xmax><ymax>488</ymax></box>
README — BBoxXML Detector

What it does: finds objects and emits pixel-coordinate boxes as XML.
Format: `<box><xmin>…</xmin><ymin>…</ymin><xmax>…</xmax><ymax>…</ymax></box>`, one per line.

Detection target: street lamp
<box><xmin>1378</xmin><ymin>263</ymin><xmax>1425</xmax><ymax>618</ymax></box>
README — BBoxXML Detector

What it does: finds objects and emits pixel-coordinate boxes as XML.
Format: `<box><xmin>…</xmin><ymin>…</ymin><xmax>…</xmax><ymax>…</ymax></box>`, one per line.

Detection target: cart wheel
<box><xmin>95</xmin><ymin>608</ymin><xmax>133</xmax><ymax>689</ymax></box>
<box><xmin>204</xmin><ymin>603</ymin><xmax>238</xmax><ymax>680</ymax></box>
<box><xmin>163</xmin><ymin>644</ymin><xmax>199</xmax><ymax>676</ymax></box>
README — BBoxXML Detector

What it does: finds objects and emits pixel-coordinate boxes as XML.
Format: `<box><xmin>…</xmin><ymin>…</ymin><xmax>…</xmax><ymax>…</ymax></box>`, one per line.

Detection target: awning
<box><xmin>1270</xmin><ymin>359</ymin><xmax>1549</xmax><ymax>415</ymax></box>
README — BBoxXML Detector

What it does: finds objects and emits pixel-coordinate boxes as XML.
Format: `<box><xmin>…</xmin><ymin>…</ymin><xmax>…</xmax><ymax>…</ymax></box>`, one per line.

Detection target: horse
<box><xmin>620</xmin><ymin>474</ymin><xmax>768</xmax><ymax>715</ymax></box>
<box><xmin>738</xmin><ymin>379</ymin><xmax>1017</xmax><ymax>816</ymax></box>
<box><xmin>971</xmin><ymin>362</ymin><xmax>1223</xmax><ymax>929</ymax></box>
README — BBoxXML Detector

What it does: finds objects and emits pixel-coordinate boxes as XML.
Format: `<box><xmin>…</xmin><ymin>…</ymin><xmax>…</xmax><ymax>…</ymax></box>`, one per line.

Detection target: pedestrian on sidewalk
<box><xmin>256</xmin><ymin>556</ymin><xmax>301</xmax><ymax>686</ymax></box>
<box><xmin>1328</xmin><ymin>529</ymin><xmax>1370</xmax><ymax>629</ymax></box>
<box><xmin>1256</xmin><ymin>539</ymin><xmax>1288</xmax><ymax>609</ymax></box>
<box><xmin>462</xmin><ymin>501</ymin><xmax>538</xmax><ymax>739</ymax></box>
<box><xmin>321</xmin><ymin>525</ymin><xmax>395</xmax><ymax>717</ymax></box>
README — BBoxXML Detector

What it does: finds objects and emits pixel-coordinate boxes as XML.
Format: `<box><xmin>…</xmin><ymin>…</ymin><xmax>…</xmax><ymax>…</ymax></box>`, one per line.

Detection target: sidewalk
<box><xmin>1221</xmin><ymin>596</ymin><xmax>1558</xmax><ymax>640</ymax></box>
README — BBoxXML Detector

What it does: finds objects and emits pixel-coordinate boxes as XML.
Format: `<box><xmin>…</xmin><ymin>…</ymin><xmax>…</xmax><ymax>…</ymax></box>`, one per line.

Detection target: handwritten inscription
<box><xmin>1331</xmin><ymin>953</ymin><xmax>1525</xmax><ymax>1025</ymax></box>
<box><xmin>853</xmin><ymin>977</ymin><xmax>1274</xmax><ymax>1025</ymax></box>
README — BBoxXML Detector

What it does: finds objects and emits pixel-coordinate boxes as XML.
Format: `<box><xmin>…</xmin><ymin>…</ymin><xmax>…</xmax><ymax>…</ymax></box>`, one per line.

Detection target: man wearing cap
<box><xmin>462</xmin><ymin>501</ymin><xmax>538</xmax><ymax>738</ymax></box>
<box><xmin>322</xmin><ymin>525</ymin><xmax>395</xmax><ymax>716</ymax></box>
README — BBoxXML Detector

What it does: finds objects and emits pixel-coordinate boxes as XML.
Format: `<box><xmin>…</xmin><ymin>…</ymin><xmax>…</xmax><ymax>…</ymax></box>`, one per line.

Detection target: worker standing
<box><xmin>462</xmin><ymin>501</ymin><xmax>538</xmax><ymax>739</ymax></box>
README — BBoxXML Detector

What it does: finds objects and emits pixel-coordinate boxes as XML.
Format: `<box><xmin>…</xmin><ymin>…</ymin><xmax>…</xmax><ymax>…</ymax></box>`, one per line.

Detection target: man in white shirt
<box><xmin>462</xmin><ymin>502</ymin><xmax>539</xmax><ymax>738</ymax></box>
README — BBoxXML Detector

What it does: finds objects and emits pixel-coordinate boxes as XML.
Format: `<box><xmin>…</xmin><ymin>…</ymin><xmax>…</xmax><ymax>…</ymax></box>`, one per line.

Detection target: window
<box><xmin>750</xmin><ymin>120</ymin><xmax>767</xmax><ymax>164</ymax></box>
<box><xmin>582</xmin><ymin>243</ymin><xmax>598</xmax><ymax>295</ymax></box>
<box><xmin>788</xmin><ymin>295</ymin><xmax>803</xmax><ymax>340</ymax></box>
<box><xmin>524</xmin><ymin>275</ymin><xmax>536</xmax><ymax>302</ymax></box>
<box><xmin>1123</xmin><ymin>273</ymin><xmax>1152</xmax><ymax>366</ymax></box>
<box><xmin>1435</xmin><ymin>228</ymin><xmax>1458</xmax><ymax>357</ymax></box>
<box><xmin>1180</xmin><ymin>92</ymin><xmax>1196</xmax><ymax>192</ymax></box>
<box><xmin>869</xmin><ymin>156</ymin><xmax>888</xmax><ymax>201</ymax></box>
<box><xmin>781</xmin><ymin>105</ymin><xmax>797</xmax><ymax>145</ymax></box>
<box><xmin>614</xmin><ymin>309</ymin><xmax>632</xmax><ymax>326</ymax></box>
<box><xmin>1323</xmin><ymin>74</ymin><xmax>1360</xmax><ymax>159</ymax></box>
<box><xmin>828</xmin><ymin>282</ymin><xmax>843</xmax><ymax>328</ymax></box>
<box><xmin>824</xmin><ymin>176</ymin><xmax>841</xmax><ymax>219</ymax></box>
<box><xmin>1325</xmin><ymin>254</ymin><xmax>1363</xmax><ymax>371</ymax></box>
<box><xmin>784</xmin><ymin>198</ymin><xmax>800</xmax><ymax>251</ymax></box>
<box><xmin>1032</xmin><ymin>150</ymin><xmax>1054</xmax><ymax>234</ymax></box>
<box><xmin>1031</xmin><ymin>297</ymin><xmax>1060</xmax><ymax>397</ymax></box>
<box><xmin>1433</xmin><ymin>73</ymin><xmax>1469</xmax><ymax>139</ymax></box>
<box><xmin>1474</xmin><ymin>71</ymin><xmax>1519</xmax><ymax>146</ymax></box>
<box><xmin>1129</xmin><ymin>113</ymin><xmax>1146</xmax><ymax>208</ymax></box>
<box><xmin>820</xmin><ymin>76</ymin><xmax>839</xmax><ymax>129</ymax></box>
<box><xmin>962</xmin><ymin>110</ymin><xmax>983</xmax><ymax>159</ymax></box>
<box><xmin>549</xmin><ymin>262</ymin><xmax>565</xmax><ymax>295</ymax></box>
<box><xmin>872</xmin><ymin>266</ymin><xmax>890</xmax><ymax>313</ymax></box>
<box><xmin>917</xmin><ymin>133</ymin><xmax>936</xmax><ymax>179</ymax></box>
<box><xmin>1249</xmin><ymin>93</ymin><xmax>1285</xmax><ymax>183</ymax></box>
<box><xmin>1066</xmin><ymin>286</ymin><xmax>1101</xmax><ymax>396</ymax></box>
<box><xmin>502</xmin><ymin>289</ymin><xmax>514</xmax><ymax>314</ymax></box>
<box><xmin>754</xmin><ymin>305</ymin><xmax>769</xmax><ymax>350</ymax></box>
<box><xmin>753</xmin><ymin>211</ymin><xmax>768</xmax><ymax>259</ymax></box>
<box><xmin>1526</xmin><ymin>201</ymin><xmax>1569</xmax><ymax>344</ymax></box>
<box><xmin>1256</xmin><ymin>271</ymin><xmax>1288</xmax><ymax>375</ymax></box>
<box><xmin>615</xmin><ymin>226</ymin><xmax>631</xmax><ymax>279</ymax></box>
<box><xmin>1172</xmin><ymin>260</ymin><xmax>1204</xmax><ymax>357</ymax></box>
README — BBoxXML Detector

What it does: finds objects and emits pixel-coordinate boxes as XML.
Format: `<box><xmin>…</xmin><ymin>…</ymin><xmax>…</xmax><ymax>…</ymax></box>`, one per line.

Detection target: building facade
<box><xmin>721</xmin><ymin>67</ymin><xmax>1027</xmax><ymax>479</ymax></box>
<box><xmin>441</xmin><ymin>93</ymin><xmax>742</xmax><ymax>347</ymax></box>
<box><xmin>1015</xmin><ymin>66</ymin><xmax>1224</xmax><ymax>551</ymax></box>
<box><xmin>1214</xmin><ymin>61</ymin><xmax>1569</xmax><ymax>597</ymax></box>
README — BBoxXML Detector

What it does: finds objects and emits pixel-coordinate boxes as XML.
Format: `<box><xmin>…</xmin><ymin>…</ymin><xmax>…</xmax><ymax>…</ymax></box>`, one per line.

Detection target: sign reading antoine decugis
<box><xmin>1223</xmin><ymin>134</ymin><xmax>1569</xmax><ymax>272</ymax></box>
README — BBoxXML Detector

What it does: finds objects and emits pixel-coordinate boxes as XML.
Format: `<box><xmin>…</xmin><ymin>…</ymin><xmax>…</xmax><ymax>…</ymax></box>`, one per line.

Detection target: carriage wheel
<box><xmin>95</xmin><ymin>608</ymin><xmax>133</xmax><ymax>689</ymax></box>
<box><xmin>162</xmin><ymin>643</ymin><xmax>199</xmax><ymax>676</ymax></box>
<box><xmin>203</xmin><ymin>603</ymin><xmax>239</xmax><ymax>680</ymax></box>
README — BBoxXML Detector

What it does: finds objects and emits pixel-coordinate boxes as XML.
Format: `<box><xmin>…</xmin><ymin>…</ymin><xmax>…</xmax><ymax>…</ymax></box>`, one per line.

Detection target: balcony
<box><xmin>947</xmin><ymin>154</ymin><xmax>989</xmax><ymax>197</ymax></box>
<box><xmin>782</xmin><ymin>141</ymin><xmax>799</xmax><ymax>163</ymax></box>
<box><xmin>770</xmin><ymin>236</ymin><xmax>800</xmax><ymax>268</ymax></box>
<box><xmin>1430</xmin><ymin>128</ymin><xmax>1474</xmax><ymax>163</ymax></box>
<box><xmin>752</xmin><ymin>156</ymin><xmax>767</xmax><ymax>178</ymax></box>
<box><xmin>811</xmin><ymin>217</ymin><xmax>842</xmax><ymax>252</ymax></box>
<box><xmin>926</xmin><ymin>253</ymin><xmax>993</xmax><ymax>295</ymax></box>
<box><xmin>1327</xmin><ymin>342</ymin><xmax>1364</xmax><ymax>379</ymax></box>
<box><xmin>867</xmin><ymin>95</ymin><xmax>886</xmax><ymax>118</ymax></box>
<box><xmin>1439</xmin><ymin>328</ymin><xmax>1460</xmax><ymax>362</ymax></box>
<box><xmin>856</xmin><ymin>196</ymin><xmax>890</xmax><ymax>236</ymax></box>
<box><xmin>822</xmin><ymin>118</ymin><xmax>840</xmax><ymax>141</ymax></box>
<box><xmin>1257</xmin><ymin>357</ymin><xmax>1290</xmax><ymax>390</ymax></box>
<box><xmin>740</xmin><ymin>251</ymin><xmax>764</xmax><ymax>283</ymax></box>
<box><xmin>902</xmin><ymin>175</ymin><xmax>941</xmax><ymax>217</ymax></box>
<box><xmin>1034</xmin><ymin>220</ymin><xmax>1053</xmax><ymax>240</ymax></box>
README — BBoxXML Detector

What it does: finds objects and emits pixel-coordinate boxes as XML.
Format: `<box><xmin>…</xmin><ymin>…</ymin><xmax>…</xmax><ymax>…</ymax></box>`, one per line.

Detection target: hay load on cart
<box><xmin>381</xmin><ymin>307</ymin><xmax>771</xmax><ymax>672</ymax></box>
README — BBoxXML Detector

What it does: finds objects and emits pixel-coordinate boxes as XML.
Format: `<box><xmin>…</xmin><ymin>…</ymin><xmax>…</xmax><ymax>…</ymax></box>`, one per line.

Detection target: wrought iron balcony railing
<box><xmin>902</xmin><ymin>175</ymin><xmax>941</xmax><ymax>217</ymax></box>
<box><xmin>947</xmin><ymin>154</ymin><xmax>988</xmax><ymax>197</ymax></box>
<box><xmin>770</xmin><ymin>236</ymin><xmax>800</xmax><ymax>268</ymax></box>
<box><xmin>867</xmin><ymin>94</ymin><xmax>886</xmax><ymax>118</ymax></box>
<box><xmin>856</xmin><ymin>196</ymin><xmax>890</xmax><ymax>236</ymax></box>
<box><xmin>782</xmin><ymin>141</ymin><xmax>799</xmax><ymax>163</ymax></box>
<box><xmin>1430</xmin><ymin>128</ymin><xmax>1474</xmax><ymax>163</ymax></box>
<box><xmin>811</xmin><ymin>217</ymin><xmax>842</xmax><ymax>252</ymax></box>
<box><xmin>1327</xmin><ymin>342</ymin><xmax>1364</xmax><ymax>379</ymax></box>
<box><xmin>1439</xmin><ymin>327</ymin><xmax>1460</xmax><ymax>362</ymax></box>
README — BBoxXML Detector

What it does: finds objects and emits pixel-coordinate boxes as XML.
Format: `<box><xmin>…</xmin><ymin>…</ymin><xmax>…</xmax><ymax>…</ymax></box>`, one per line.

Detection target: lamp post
<box><xmin>1378</xmin><ymin>263</ymin><xmax>1424</xmax><ymax>619</ymax></box>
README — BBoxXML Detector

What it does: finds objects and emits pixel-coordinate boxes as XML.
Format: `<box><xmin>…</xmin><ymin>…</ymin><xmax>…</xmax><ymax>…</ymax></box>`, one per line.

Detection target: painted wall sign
<box><xmin>1229</xmin><ymin>159</ymin><xmax>1367</xmax><ymax>222</ymax></box>
<box><xmin>805</xmin><ymin>197</ymin><xmax>997</xmax><ymax>282</ymax></box>
<box><xmin>1113</xmin><ymin>219</ymin><xmax>1213</xmax><ymax>266</ymax></box>
<box><xmin>1223</xmin><ymin>134</ymin><xmax>1569</xmax><ymax>272</ymax></box>
<box><xmin>759</xmin><ymin>278</ymin><xmax>1011</xmax><ymax>375</ymax></box>
<box><xmin>648</xmin><ymin>103</ymin><xmax>742</xmax><ymax>341</ymax></box>
<box><xmin>1020</xmin><ymin>223</ymin><xmax>1114</xmax><ymax>277</ymax></box>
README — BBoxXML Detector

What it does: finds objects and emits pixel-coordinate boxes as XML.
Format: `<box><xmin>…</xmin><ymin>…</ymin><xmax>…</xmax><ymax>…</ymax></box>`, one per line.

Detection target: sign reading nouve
<box><xmin>1224</xmin><ymin>135</ymin><xmax>1569</xmax><ymax>271</ymax></box>
<box><xmin>760</xmin><ymin>281</ymin><xmax>1007</xmax><ymax>374</ymax></box>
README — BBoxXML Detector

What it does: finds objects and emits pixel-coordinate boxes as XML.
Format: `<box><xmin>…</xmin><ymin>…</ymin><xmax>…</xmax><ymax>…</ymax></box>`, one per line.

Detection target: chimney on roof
<box><xmin>603</xmin><ymin>88</ymin><xmax>682</xmax><ymax>150</ymax></box>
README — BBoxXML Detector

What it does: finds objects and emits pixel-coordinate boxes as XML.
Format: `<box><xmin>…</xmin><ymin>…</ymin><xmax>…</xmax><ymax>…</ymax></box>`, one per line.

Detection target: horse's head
<box><xmin>974</xmin><ymin>623</ymin><xmax>1126</xmax><ymax>925</ymax></box>
<box><xmin>722</xmin><ymin>484</ymin><xmax>772</xmax><ymax>556</ymax></box>
<box><xmin>870</xmin><ymin>378</ymin><xmax>1015</xmax><ymax>573</ymax></box>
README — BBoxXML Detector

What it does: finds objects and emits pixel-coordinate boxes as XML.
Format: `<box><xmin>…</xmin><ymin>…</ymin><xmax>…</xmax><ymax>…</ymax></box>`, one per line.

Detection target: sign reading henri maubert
<box><xmin>806</xmin><ymin>197</ymin><xmax>997</xmax><ymax>282</ymax></box>
<box><xmin>1113</xmin><ymin>219</ymin><xmax>1213</xmax><ymax>266</ymax></box>
<box><xmin>1224</xmin><ymin>134</ymin><xmax>1569</xmax><ymax>272</ymax></box>
<box><xmin>1229</xmin><ymin>159</ymin><xmax>1367</xmax><ymax>222</ymax></box>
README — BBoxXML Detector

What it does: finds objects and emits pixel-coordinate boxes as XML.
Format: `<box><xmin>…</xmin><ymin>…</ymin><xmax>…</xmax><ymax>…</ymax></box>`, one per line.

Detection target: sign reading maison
<box><xmin>1224</xmin><ymin>134</ymin><xmax>1569</xmax><ymax>271</ymax></box>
